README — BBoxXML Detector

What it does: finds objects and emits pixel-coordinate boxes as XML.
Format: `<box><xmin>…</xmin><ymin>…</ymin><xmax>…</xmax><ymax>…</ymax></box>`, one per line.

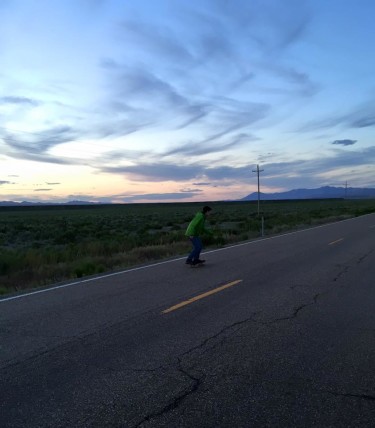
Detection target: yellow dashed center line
<box><xmin>162</xmin><ymin>279</ymin><xmax>243</xmax><ymax>314</ymax></box>
<box><xmin>328</xmin><ymin>238</ymin><xmax>344</xmax><ymax>246</ymax></box>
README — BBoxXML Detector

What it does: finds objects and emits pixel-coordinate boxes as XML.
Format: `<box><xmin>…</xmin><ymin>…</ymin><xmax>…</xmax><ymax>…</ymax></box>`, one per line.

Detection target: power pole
<box><xmin>252</xmin><ymin>164</ymin><xmax>264</xmax><ymax>217</ymax></box>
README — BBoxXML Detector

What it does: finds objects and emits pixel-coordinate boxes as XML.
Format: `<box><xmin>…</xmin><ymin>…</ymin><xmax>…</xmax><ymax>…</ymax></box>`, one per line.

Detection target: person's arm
<box><xmin>203</xmin><ymin>222</ymin><xmax>213</xmax><ymax>236</ymax></box>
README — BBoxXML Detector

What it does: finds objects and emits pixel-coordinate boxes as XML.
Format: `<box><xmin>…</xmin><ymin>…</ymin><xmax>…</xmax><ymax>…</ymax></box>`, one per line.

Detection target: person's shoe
<box><xmin>185</xmin><ymin>259</ymin><xmax>193</xmax><ymax>265</ymax></box>
<box><xmin>196</xmin><ymin>259</ymin><xmax>205</xmax><ymax>264</ymax></box>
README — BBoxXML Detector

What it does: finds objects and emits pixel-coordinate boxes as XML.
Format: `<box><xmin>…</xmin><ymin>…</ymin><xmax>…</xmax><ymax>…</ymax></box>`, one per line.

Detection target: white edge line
<box><xmin>1</xmin><ymin>213</ymin><xmax>373</xmax><ymax>303</ymax></box>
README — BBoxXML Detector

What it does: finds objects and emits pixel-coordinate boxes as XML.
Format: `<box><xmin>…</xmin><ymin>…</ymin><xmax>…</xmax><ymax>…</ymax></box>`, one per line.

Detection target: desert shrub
<box><xmin>0</xmin><ymin>250</ymin><xmax>22</xmax><ymax>275</ymax></box>
<box><xmin>0</xmin><ymin>199</ymin><xmax>373</xmax><ymax>293</ymax></box>
<box><xmin>74</xmin><ymin>260</ymin><xmax>100</xmax><ymax>278</ymax></box>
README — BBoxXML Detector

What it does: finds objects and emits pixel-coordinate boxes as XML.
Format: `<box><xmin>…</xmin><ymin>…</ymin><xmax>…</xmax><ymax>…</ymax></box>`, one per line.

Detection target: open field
<box><xmin>0</xmin><ymin>199</ymin><xmax>374</xmax><ymax>295</ymax></box>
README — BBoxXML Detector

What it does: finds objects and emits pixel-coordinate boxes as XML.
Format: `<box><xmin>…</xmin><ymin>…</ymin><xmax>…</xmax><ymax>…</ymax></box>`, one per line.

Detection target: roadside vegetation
<box><xmin>0</xmin><ymin>199</ymin><xmax>374</xmax><ymax>295</ymax></box>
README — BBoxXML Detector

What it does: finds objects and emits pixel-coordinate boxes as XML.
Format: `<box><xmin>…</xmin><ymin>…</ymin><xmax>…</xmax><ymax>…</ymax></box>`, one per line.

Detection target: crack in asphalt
<box><xmin>356</xmin><ymin>249</ymin><xmax>373</xmax><ymax>265</ymax></box>
<box><xmin>334</xmin><ymin>249</ymin><xmax>373</xmax><ymax>282</ymax></box>
<box><xmin>250</xmin><ymin>293</ymin><xmax>322</xmax><ymax>325</ymax></box>
<box><xmin>0</xmin><ymin>331</ymin><xmax>90</xmax><ymax>371</ymax></box>
<box><xmin>133</xmin><ymin>290</ymin><xmax>327</xmax><ymax>426</ymax></box>
<box><xmin>333</xmin><ymin>265</ymin><xmax>350</xmax><ymax>282</ymax></box>
<box><xmin>180</xmin><ymin>315</ymin><xmax>258</xmax><ymax>359</ymax></box>
<box><xmin>323</xmin><ymin>389</ymin><xmax>375</xmax><ymax>401</ymax></box>
<box><xmin>133</xmin><ymin>315</ymin><xmax>257</xmax><ymax>427</ymax></box>
<box><xmin>270</xmin><ymin>293</ymin><xmax>320</xmax><ymax>323</ymax></box>
<box><xmin>134</xmin><ymin>358</ymin><xmax>204</xmax><ymax>427</ymax></box>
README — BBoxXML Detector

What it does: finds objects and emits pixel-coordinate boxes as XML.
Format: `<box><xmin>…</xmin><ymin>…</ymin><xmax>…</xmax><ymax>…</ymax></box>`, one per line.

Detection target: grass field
<box><xmin>0</xmin><ymin>199</ymin><xmax>374</xmax><ymax>295</ymax></box>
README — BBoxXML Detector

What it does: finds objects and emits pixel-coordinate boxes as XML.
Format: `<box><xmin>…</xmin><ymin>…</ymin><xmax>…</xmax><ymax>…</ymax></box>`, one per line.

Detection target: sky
<box><xmin>1</xmin><ymin>0</ymin><xmax>375</xmax><ymax>203</ymax></box>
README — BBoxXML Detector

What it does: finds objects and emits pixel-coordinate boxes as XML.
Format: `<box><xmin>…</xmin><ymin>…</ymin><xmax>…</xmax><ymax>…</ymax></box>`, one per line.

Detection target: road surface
<box><xmin>1</xmin><ymin>213</ymin><xmax>375</xmax><ymax>427</ymax></box>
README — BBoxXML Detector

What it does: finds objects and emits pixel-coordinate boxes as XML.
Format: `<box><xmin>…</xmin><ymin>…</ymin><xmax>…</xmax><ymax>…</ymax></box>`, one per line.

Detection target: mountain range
<box><xmin>0</xmin><ymin>186</ymin><xmax>375</xmax><ymax>206</ymax></box>
<box><xmin>242</xmin><ymin>186</ymin><xmax>375</xmax><ymax>201</ymax></box>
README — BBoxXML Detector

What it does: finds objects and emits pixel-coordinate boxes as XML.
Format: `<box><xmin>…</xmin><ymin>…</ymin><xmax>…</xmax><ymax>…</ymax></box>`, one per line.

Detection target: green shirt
<box><xmin>185</xmin><ymin>212</ymin><xmax>212</xmax><ymax>237</ymax></box>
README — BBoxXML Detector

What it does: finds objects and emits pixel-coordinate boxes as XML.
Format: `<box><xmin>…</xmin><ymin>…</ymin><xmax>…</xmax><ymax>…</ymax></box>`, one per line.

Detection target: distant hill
<box><xmin>1</xmin><ymin>186</ymin><xmax>375</xmax><ymax>206</ymax></box>
<box><xmin>242</xmin><ymin>186</ymin><xmax>375</xmax><ymax>201</ymax></box>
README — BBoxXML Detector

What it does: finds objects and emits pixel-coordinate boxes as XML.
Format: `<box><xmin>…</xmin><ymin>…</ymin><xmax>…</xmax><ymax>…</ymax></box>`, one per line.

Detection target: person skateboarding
<box><xmin>185</xmin><ymin>205</ymin><xmax>213</xmax><ymax>266</ymax></box>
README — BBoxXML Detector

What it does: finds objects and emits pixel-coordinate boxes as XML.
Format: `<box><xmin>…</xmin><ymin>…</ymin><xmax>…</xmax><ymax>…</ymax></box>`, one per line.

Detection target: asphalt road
<box><xmin>1</xmin><ymin>213</ymin><xmax>375</xmax><ymax>427</ymax></box>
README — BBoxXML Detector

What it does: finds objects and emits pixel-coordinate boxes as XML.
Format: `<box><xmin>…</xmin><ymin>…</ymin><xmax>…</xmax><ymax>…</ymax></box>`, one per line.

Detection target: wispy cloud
<box><xmin>6</xmin><ymin>152</ymin><xmax>79</xmax><ymax>165</ymax></box>
<box><xmin>100</xmin><ymin>161</ymin><xmax>251</xmax><ymax>183</ymax></box>
<box><xmin>97</xmin><ymin>0</ymin><xmax>310</xmax><ymax>143</ymax></box>
<box><xmin>348</xmin><ymin>114</ymin><xmax>375</xmax><ymax>128</ymax></box>
<box><xmin>117</xmin><ymin>192</ymin><xmax>201</xmax><ymax>202</ymax></box>
<box><xmin>101</xmin><ymin>163</ymin><xmax>204</xmax><ymax>182</ymax></box>
<box><xmin>1</xmin><ymin>0</ymin><xmax>374</xmax><ymax>202</ymax></box>
<box><xmin>97</xmin><ymin>143</ymin><xmax>375</xmax><ymax>189</ymax></box>
<box><xmin>1</xmin><ymin>126</ymin><xmax>86</xmax><ymax>165</ymax></box>
<box><xmin>193</xmin><ymin>182</ymin><xmax>211</xmax><ymax>186</ymax></box>
<box><xmin>164</xmin><ymin>133</ymin><xmax>258</xmax><ymax>157</ymax></box>
<box><xmin>331</xmin><ymin>139</ymin><xmax>357</xmax><ymax>146</ymax></box>
<box><xmin>0</xmin><ymin>96</ymin><xmax>39</xmax><ymax>106</ymax></box>
<box><xmin>3</xmin><ymin>126</ymin><xmax>76</xmax><ymax>154</ymax></box>
<box><xmin>262</xmin><ymin>146</ymin><xmax>375</xmax><ymax>188</ymax></box>
<box><xmin>299</xmin><ymin>100</ymin><xmax>375</xmax><ymax>132</ymax></box>
<box><xmin>119</xmin><ymin>19</ymin><xmax>194</xmax><ymax>65</ymax></box>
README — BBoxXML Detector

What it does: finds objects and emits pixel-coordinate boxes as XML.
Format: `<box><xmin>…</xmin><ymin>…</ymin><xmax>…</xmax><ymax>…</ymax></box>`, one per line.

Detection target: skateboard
<box><xmin>187</xmin><ymin>261</ymin><xmax>205</xmax><ymax>267</ymax></box>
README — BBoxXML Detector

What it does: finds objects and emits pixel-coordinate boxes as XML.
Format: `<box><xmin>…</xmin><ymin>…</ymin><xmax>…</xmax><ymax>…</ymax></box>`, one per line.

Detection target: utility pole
<box><xmin>252</xmin><ymin>164</ymin><xmax>264</xmax><ymax>217</ymax></box>
<box><xmin>330</xmin><ymin>182</ymin><xmax>350</xmax><ymax>198</ymax></box>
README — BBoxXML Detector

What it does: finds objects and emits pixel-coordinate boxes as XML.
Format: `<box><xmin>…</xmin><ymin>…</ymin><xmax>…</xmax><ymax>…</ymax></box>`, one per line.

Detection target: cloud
<box><xmin>119</xmin><ymin>19</ymin><xmax>194</xmax><ymax>65</ymax></box>
<box><xmin>101</xmin><ymin>64</ymin><xmax>212</xmax><ymax>132</ymax></box>
<box><xmin>343</xmin><ymin>102</ymin><xmax>375</xmax><ymax>128</ymax></box>
<box><xmin>1</xmin><ymin>125</ymin><xmax>85</xmax><ymax>165</ymax></box>
<box><xmin>34</xmin><ymin>189</ymin><xmax>52</xmax><ymax>192</ymax></box>
<box><xmin>299</xmin><ymin>101</ymin><xmax>375</xmax><ymax>132</ymax></box>
<box><xmin>62</xmin><ymin>191</ymin><xmax>202</xmax><ymax>203</ymax></box>
<box><xmin>98</xmin><ymin>0</ymin><xmax>308</xmax><ymax>141</ymax></box>
<box><xmin>100</xmin><ymin>161</ymin><xmax>251</xmax><ymax>183</ymax></box>
<box><xmin>4</xmin><ymin>0</ymin><xmax>373</xmax><ymax>201</ymax></box>
<box><xmin>180</xmin><ymin>188</ymin><xmax>203</xmax><ymax>193</ymax></box>
<box><xmin>4</xmin><ymin>150</ymin><xmax>81</xmax><ymax>166</ymax></box>
<box><xmin>0</xmin><ymin>180</ymin><xmax>11</xmax><ymax>185</ymax></box>
<box><xmin>101</xmin><ymin>54</ymin><xmax>271</xmax><ymax>144</ymax></box>
<box><xmin>297</xmin><ymin>117</ymin><xmax>343</xmax><ymax>133</ymax></box>
<box><xmin>0</xmin><ymin>96</ymin><xmax>39</xmax><ymax>106</ymax></box>
<box><xmin>349</xmin><ymin>115</ymin><xmax>375</xmax><ymax>128</ymax></box>
<box><xmin>117</xmin><ymin>68</ymin><xmax>186</xmax><ymax>107</ymax></box>
<box><xmin>61</xmin><ymin>189</ymin><xmax>205</xmax><ymax>203</ymax></box>
<box><xmin>331</xmin><ymin>139</ymin><xmax>357</xmax><ymax>146</ymax></box>
<box><xmin>176</xmin><ymin>104</ymin><xmax>210</xmax><ymax>129</ymax></box>
<box><xmin>261</xmin><ymin>146</ymin><xmax>375</xmax><ymax>188</ymax></box>
<box><xmin>118</xmin><ymin>192</ymin><xmax>201</xmax><ymax>202</ymax></box>
<box><xmin>164</xmin><ymin>132</ymin><xmax>256</xmax><ymax>158</ymax></box>
<box><xmin>3</xmin><ymin>125</ymin><xmax>76</xmax><ymax>153</ymax></box>
<box><xmin>198</xmin><ymin>0</ymin><xmax>311</xmax><ymax>55</ymax></box>
<box><xmin>101</xmin><ymin>163</ymin><xmax>204</xmax><ymax>182</ymax></box>
<box><xmin>265</xmin><ymin>65</ymin><xmax>319</xmax><ymax>97</ymax></box>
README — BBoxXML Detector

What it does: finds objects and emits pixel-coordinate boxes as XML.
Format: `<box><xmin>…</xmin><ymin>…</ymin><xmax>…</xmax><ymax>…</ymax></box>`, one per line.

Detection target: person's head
<box><xmin>202</xmin><ymin>205</ymin><xmax>212</xmax><ymax>215</ymax></box>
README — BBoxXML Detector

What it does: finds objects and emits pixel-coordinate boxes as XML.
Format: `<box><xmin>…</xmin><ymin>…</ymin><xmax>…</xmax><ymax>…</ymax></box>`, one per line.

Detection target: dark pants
<box><xmin>187</xmin><ymin>236</ymin><xmax>202</xmax><ymax>262</ymax></box>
